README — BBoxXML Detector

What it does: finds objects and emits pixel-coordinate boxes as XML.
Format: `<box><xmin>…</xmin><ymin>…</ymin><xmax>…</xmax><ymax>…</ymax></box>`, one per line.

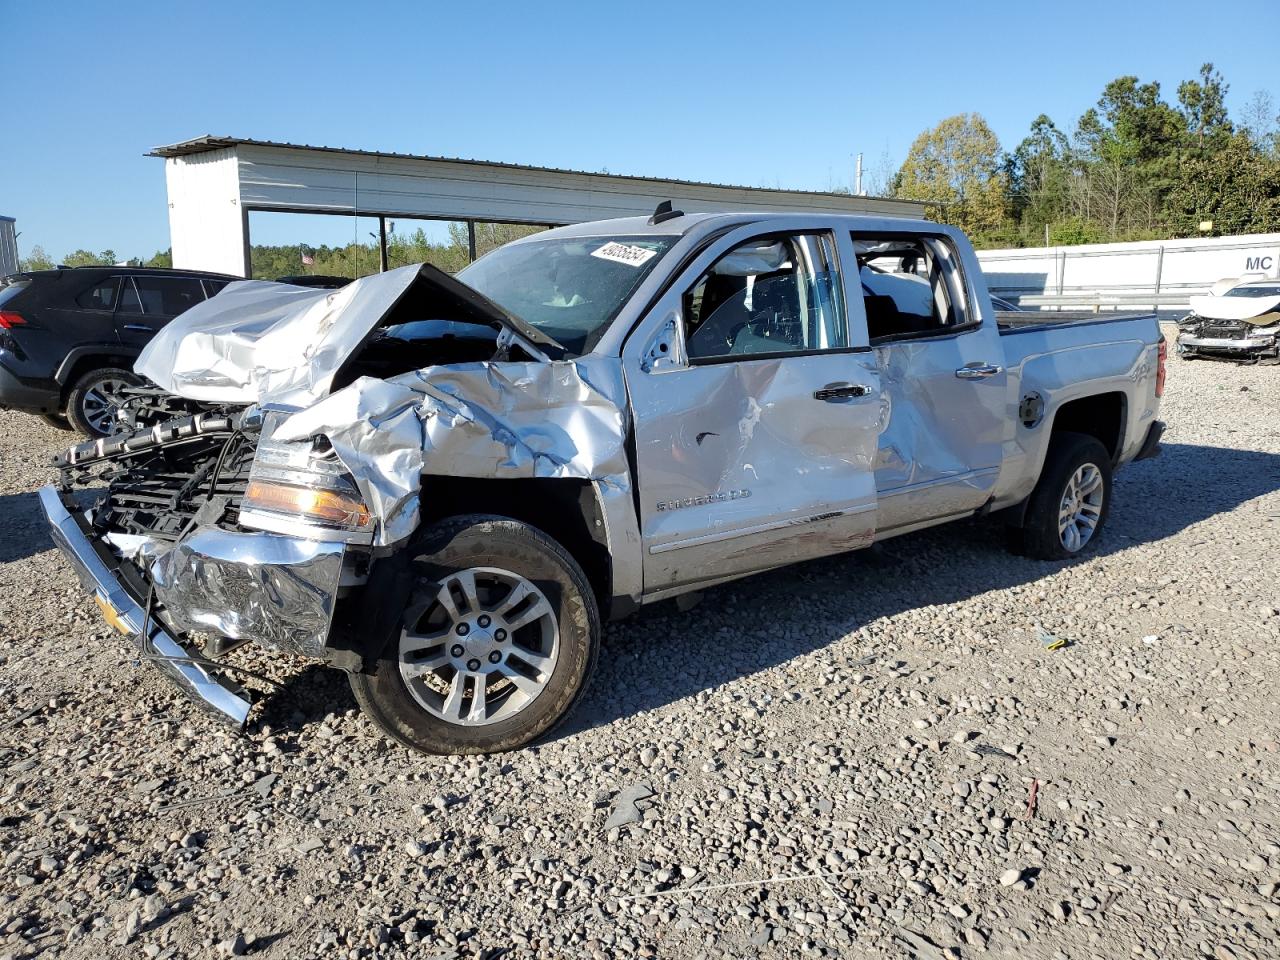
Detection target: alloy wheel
<box><xmin>79</xmin><ymin>376</ymin><xmax>132</xmax><ymax>435</ymax></box>
<box><xmin>1058</xmin><ymin>463</ymin><xmax>1104</xmax><ymax>552</ymax></box>
<box><xmin>398</xmin><ymin>567</ymin><xmax>560</xmax><ymax>726</ymax></box>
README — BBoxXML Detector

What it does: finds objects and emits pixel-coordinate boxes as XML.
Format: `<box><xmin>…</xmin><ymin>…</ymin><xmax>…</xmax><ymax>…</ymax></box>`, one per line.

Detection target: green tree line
<box><xmin>886</xmin><ymin>65</ymin><xmax>1280</xmax><ymax>248</ymax></box>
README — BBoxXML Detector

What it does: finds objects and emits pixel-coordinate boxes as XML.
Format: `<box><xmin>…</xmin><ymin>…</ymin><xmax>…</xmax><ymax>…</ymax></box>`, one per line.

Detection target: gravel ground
<box><xmin>2</xmin><ymin>343</ymin><xmax>1279</xmax><ymax>960</ymax></box>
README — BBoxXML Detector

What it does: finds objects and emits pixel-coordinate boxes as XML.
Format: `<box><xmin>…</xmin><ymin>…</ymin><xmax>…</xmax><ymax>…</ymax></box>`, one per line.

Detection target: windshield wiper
<box><xmin>492</xmin><ymin>310</ymin><xmax>567</xmax><ymax>359</ymax></box>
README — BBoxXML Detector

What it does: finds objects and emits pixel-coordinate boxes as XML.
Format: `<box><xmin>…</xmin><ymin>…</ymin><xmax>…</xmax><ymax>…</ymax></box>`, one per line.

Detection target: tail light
<box><xmin>1155</xmin><ymin>337</ymin><xmax>1167</xmax><ymax>398</ymax></box>
<box><xmin>0</xmin><ymin>311</ymin><xmax>25</xmax><ymax>329</ymax></box>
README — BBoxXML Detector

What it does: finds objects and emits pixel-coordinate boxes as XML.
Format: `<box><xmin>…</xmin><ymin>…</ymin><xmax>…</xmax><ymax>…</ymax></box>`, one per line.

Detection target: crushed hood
<box><xmin>135</xmin><ymin>263</ymin><xmax>551</xmax><ymax>406</ymax></box>
<box><xmin>1188</xmin><ymin>292</ymin><xmax>1280</xmax><ymax>325</ymax></box>
<box><xmin>133</xmin><ymin>262</ymin><xmax>625</xmax><ymax>550</ymax></box>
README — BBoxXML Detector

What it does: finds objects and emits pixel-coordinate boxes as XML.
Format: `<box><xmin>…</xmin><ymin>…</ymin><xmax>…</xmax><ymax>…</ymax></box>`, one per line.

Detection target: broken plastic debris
<box><xmin>1037</xmin><ymin>625</ymin><xmax>1068</xmax><ymax>651</ymax></box>
<box><xmin>972</xmin><ymin>744</ymin><xmax>1017</xmax><ymax>761</ymax></box>
<box><xmin>604</xmin><ymin>782</ymin><xmax>655</xmax><ymax>829</ymax></box>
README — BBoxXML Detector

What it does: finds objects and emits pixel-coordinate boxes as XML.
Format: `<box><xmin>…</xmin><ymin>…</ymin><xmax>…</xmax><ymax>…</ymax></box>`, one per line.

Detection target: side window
<box><xmin>682</xmin><ymin>233</ymin><xmax>847</xmax><ymax>362</ymax></box>
<box><xmin>119</xmin><ymin>276</ymin><xmax>207</xmax><ymax>315</ymax></box>
<box><xmin>75</xmin><ymin>278</ymin><xmax>118</xmax><ymax>310</ymax></box>
<box><xmin>203</xmin><ymin>279</ymin><xmax>229</xmax><ymax>297</ymax></box>
<box><xmin>854</xmin><ymin>235</ymin><xmax>970</xmax><ymax>342</ymax></box>
<box><xmin>117</xmin><ymin>277</ymin><xmax>142</xmax><ymax>312</ymax></box>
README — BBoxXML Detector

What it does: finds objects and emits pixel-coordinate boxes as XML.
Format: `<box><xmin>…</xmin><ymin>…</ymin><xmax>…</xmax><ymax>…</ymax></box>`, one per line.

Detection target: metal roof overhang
<box><xmin>151</xmin><ymin>135</ymin><xmax>927</xmax><ymax>222</ymax></box>
<box><xmin>150</xmin><ymin>135</ymin><xmax>927</xmax><ymax>276</ymax></box>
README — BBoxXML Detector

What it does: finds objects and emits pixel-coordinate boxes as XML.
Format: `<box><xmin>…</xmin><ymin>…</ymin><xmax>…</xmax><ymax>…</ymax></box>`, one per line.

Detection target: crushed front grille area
<box><xmin>56</xmin><ymin>411</ymin><xmax>257</xmax><ymax>542</ymax></box>
<box><xmin>1199</xmin><ymin>320</ymin><xmax>1249</xmax><ymax>339</ymax></box>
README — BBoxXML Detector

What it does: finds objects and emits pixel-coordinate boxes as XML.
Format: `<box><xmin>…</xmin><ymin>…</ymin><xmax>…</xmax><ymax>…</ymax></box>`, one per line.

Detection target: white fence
<box><xmin>977</xmin><ymin>232</ymin><xmax>1280</xmax><ymax>314</ymax></box>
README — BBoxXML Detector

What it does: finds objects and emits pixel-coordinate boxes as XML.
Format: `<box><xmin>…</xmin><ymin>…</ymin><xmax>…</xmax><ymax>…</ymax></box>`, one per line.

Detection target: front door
<box><xmin>624</xmin><ymin>228</ymin><xmax>882</xmax><ymax>594</ymax></box>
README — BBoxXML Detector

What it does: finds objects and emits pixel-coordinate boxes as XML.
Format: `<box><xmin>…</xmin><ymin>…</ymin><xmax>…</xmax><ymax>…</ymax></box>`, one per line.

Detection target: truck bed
<box><xmin>996</xmin><ymin>310</ymin><xmax>1156</xmax><ymax>333</ymax></box>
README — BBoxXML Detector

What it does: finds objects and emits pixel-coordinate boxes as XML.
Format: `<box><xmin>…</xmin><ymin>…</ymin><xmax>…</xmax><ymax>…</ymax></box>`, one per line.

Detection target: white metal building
<box><xmin>978</xmin><ymin>232</ymin><xmax>1280</xmax><ymax>313</ymax></box>
<box><xmin>0</xmin><ymin>216</ymin><xmax>17</xmax><ymax>277</ymax></box>
<box><xmin>150</xmin><ymin>136</ymin><xmax>928</xmax><ymax>278</ymax></box>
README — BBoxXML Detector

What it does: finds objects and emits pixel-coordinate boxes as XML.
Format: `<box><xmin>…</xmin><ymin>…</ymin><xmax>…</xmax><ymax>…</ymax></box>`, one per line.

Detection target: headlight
<box><xmin>239</xmin><ymin>414</ymin><xmax>373</xmax><ymax>542</ymax></box>
<box><xmin>243</xmin><ymin>479</ymin><xmax>371</xmax><ymax>529</ymax></box>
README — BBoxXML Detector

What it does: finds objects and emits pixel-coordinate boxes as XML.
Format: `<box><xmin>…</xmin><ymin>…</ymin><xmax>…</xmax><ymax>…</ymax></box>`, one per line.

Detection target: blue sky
<box><xmin>3</xmin><ymin>0</ymin><xmax>1276</xmax><ymax>260</ymax></box>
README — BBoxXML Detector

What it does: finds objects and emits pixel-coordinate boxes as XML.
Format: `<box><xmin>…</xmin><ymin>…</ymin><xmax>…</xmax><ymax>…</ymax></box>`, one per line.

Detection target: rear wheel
<box><xmin>67</xmin><ymin>367</ymin><xmax>141</xmax><ymax>437</ymax></box>
<box><xmin>1008</xmin><ymin>432</ymin><xmax>1112</xmax><ymax>561</ymax></box>
<box><xmin>350</xmin><ymin>515</ymin><xmax>599</xmax><ymax>755</ymax></box>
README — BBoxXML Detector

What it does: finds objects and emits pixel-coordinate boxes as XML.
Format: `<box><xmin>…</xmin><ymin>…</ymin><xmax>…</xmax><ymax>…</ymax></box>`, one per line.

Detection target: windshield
<box><xmin>1225</xmin><ymin>284</ymin><xmax>1280</xmax><ymax>298</ymax></box>
<box><xmin>457</xmin><ymin>235</ymin><xmax>678</xmax><ymax>355</ymax></box>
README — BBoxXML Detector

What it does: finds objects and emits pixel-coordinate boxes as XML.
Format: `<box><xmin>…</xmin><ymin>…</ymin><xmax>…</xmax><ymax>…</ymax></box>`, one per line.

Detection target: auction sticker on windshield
<box><xmin>591</xmin><ymin>241</ymin><xmax>658</xmax><ymax>267</ymax></box>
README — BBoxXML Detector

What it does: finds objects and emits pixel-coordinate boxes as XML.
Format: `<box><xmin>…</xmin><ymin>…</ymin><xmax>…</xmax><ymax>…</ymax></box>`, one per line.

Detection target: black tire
<box><xmin>1008</xmin><ymin>432</ymin><xmax>1112</xmax><ymax>561</ymax></box>
<box><xmin>66</xmin><ymin>367</ymin><xmax>142</xmax><ymax>437</ymax></box>
<box><xmin>350</xmin><ymin>515</ymin><xmax>599</xmax><ymax>755</ymax></box>
<box><xmin>38</xmin><ymin>412</ymin><xmax>74</xmax><ymax>431</ymax></box>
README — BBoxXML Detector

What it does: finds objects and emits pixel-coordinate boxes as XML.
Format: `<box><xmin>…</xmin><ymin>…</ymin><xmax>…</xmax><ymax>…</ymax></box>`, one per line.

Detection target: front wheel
<box><xmin>350</xmin><ymin>515</ymin><xmax>599</xmax><ymax>755</ymax></box>
<box><xmin>1008</xmin><ymin>432</ymin><xmax>1112</xmax><ymax>561</ymax></box>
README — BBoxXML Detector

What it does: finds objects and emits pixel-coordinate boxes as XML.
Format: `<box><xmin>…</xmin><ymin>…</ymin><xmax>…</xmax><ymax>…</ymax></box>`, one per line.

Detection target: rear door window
<box><xmin>117</xmin><ymin>277</ymin><xmax>142</xmax><ymax>312</ymax></box>
<box><xmin>75</xmin><ymin>278</ymin><xmax>119</xmax><ymax>310</ymax></box>
<box><xmin>118</xmin><ymin>276</ymin><xmax>207</xmax><ymax>316</ymax></box>
<box><xmin>853</xmin><ymin>235</ymin><xmax>971</xmax><ymax>342</ymax></box>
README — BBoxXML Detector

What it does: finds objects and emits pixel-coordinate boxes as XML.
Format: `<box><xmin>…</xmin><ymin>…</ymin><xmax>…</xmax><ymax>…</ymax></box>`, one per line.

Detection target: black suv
<box><xmin>0</xmin><ymin>266</ymin><xmax>237</xmax><ymax>436</ymax></box>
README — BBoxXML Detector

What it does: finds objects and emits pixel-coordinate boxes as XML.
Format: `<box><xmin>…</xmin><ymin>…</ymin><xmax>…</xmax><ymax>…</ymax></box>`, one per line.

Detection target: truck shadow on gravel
<box><xmin>0</xmin><ymin>486</ymin><xmax>107</xmax><ymax>563</ymax></box>
<box><xmin>558</xmin><ymin>441</ymin><xmax>1280</xmax><ymax>739</ymax></box>
<box><xmin>0</xmin><ymin>492</ymin><xmax>52</xmax><ymax>563</ymax></box>
<box><xmin>19</xmin><ymin>443</ymin><xmax>1275</xmax><ymax>739</ymax></box>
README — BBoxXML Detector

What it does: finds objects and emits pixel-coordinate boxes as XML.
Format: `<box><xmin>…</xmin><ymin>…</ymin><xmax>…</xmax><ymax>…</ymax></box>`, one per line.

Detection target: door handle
<box><xmin>121</xmin><ymin>323</ymin><xmax>156</xmax><ymax>333</ymax></box>
<box><xmin>955</xmin><ymin>363</ymin><xmax>1003</xmax><ymax>380</ymax></box>
<box><xmin>814</xmin><ymin>382</ymin><xmax>872</xmax><ymax>402</ymax></box>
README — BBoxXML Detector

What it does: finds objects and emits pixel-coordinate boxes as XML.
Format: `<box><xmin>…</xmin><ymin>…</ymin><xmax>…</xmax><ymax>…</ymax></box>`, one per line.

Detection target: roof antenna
<box><xmin>648</xmin><ymin>200</ymin><xmax>684</xmax><ymax>225</ymax></box>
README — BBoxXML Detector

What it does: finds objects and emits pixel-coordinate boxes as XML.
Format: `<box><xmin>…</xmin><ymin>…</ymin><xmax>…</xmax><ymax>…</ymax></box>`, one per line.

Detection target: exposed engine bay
<box><xmin>134</xmin><ymin>263</ymin><xmax>553</xmax><ymax>407</ymax></box>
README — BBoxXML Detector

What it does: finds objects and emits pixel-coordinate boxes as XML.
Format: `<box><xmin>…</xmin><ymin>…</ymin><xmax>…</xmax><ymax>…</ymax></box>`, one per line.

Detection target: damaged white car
<box><xmin>41</xmin><ymin>209</ymin><xmax>1165</xmax><ymax>754</ymax></box>
<box><xmin>1176</xmin><ymin>276</ymin><xmax>1280</xmax><ymax>363</ymax></box>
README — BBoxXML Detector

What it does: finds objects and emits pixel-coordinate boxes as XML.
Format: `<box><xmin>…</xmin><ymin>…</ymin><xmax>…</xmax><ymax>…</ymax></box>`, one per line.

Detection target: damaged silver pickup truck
<box><xmin>41</xmin><ymin>209</ymin><xmax>1166</xmax><ymax>754</ymax></box>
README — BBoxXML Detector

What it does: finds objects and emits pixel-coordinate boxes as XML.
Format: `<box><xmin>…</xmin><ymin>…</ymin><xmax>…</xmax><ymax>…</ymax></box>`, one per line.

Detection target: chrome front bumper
<box><xmin>1178</xmin><ymin>333</ymin><xmax>1277</xmax><ymax>353</ymax></box>
<box><xmin>39</xmin><ymin>485</ymin><xmax>254</xmax><ymax>728</ymax></box>
<box><xmin>149</xmin><ymin>527</ymin><xmax>346</xmax><ymax>659</ymax></box>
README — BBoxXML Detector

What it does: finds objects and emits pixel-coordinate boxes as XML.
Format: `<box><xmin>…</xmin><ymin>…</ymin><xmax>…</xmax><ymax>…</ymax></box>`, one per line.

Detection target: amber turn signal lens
<box><xmin>94</xmin><ymin>594</ymin><xmax>132</xmax><ymax>635</ymax></box>
<box><xmin>244</xmin><ymin>480</ymin><xmax>372</xmax><ymax>529</ymax></box>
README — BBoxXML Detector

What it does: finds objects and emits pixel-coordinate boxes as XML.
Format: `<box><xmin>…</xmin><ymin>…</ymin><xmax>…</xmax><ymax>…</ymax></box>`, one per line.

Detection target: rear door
<box><xmin>114</xmin><ymin>274</ymin><xmax>208</xmax><ymax>350</ymax></box>
<box><xmin>853</xmin><ymin>232</ymin><xmax>1007</xmax><ymax>531</ymax></box>
<box><xmin>623</xmin><ymin>224</ymin><xmax>881</xmax><ymax>594</ymax></box>
<box><xmin>44</xmin><ymin>275</ymin><xmax>121</xmax><ymax>370</ymax></box>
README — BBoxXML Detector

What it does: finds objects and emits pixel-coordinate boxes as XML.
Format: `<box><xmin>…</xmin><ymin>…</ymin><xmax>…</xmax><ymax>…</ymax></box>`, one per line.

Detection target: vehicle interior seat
<box><xmin>730</xmin><ymin>273</ymin><xmax>803</xmax><ymax>353</ymax></box>
<box><xmin>687</xmin><ymin>275</ymin><xmax>749</xmax><ymax>356</ymax></box>
<box><xmin>863</xmin><ymin>291</ymin><xmax>906</xmax><ymax>340</ymax></box>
